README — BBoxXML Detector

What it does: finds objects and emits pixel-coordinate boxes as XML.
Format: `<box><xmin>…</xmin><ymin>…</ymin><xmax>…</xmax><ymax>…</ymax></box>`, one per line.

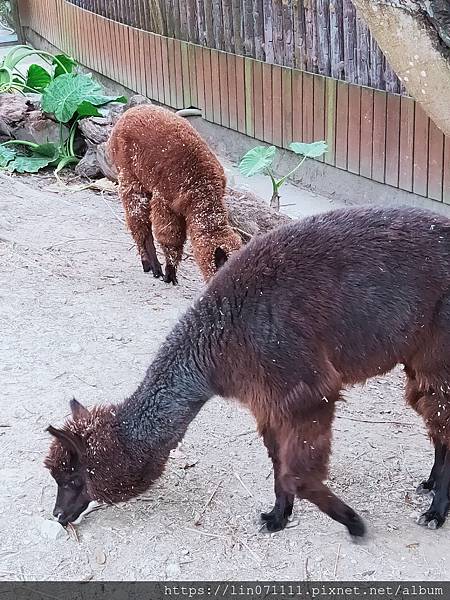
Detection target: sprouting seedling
<box><xmin>239</xmin><ymin>141</ymin><xmax>328</xmax><ymax>210</ymax></box>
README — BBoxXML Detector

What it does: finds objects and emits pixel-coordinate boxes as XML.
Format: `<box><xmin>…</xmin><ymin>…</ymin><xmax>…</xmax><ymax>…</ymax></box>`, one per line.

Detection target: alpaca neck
<box><xmin>116</xmin><ymin>314</ymin><xmax>212</xmax><ymax>455</ymax></box>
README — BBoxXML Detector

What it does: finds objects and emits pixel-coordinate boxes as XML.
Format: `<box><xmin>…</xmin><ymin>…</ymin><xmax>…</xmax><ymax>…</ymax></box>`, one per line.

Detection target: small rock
<box><xmin>37</xmin><ymin>518</ymin><xmax>69</xmax><ymax>541</ymax></box>
<box><xmin>95</xmin><ymin>548</ymin><xmax>107</xmax><ymax>565</ymax></box>
<box><xmin>69</xmin><ymin>343</ymin><xmax>82</xmax><ymax>353</ymax></box>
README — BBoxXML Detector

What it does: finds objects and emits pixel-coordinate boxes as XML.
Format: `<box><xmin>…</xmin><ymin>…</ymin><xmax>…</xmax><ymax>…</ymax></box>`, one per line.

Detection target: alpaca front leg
<box><xmin>118</xmin><ymin>176</ymin><xmax>163</xmax><ymax>278</ymax></box>
<box><xmin>152</xmin><ymin>200</ymin><xmax>186</xmax><ymax>285</ymax></box>
<box><xmin>417</xmin><ymin>440</ymin><xmax>447</xmax><ymax>495</ymax></box>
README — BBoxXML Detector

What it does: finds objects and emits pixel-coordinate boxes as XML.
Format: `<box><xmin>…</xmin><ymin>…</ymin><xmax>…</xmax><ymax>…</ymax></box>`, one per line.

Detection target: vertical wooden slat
<box><xmin>262</xmin><ymin>62</ymin><xmax>273</xmax><ymax>144</ymax></box>
<box><xmin>218</xmin><ymin>51</ymin><xmax>230</xmax><ymax>128</ymax></box>
<box><xmin>335</xmin><ymin>80</ymin><xmax>349</xmax><ymax>170</ymax></box>
<box><xmin>188</xmin><ymin>43</ymin><xmax>198</xmax><ymax>108</ymax></box>
<box><xmin>129</xmin><ymin>27</ymin><xmax>139</xmax><ymax>93</ymax></box>
<box><xmin>244</xmin><ymin>57</ymin><xmax>254</xmax><ymax>138</ymax></box>
<box><xmin>427</xmin><ymin>120</ymin><xmax>444</xmax><ymax>202</ymax></box>
<box><xmin>195</xmin><ymin>44</ymin><xmax>205</xmax><ymax>112</ymax></box>
<box><xmin>302</xmin><ymin>72</ymin><xmax>314</xmax><ymax>144</ymax></box>
<box><xmin>347</xmin><ymin>83</ymin><xmax>361</xmax><ymax>174</ymax></box>
<box><xmin>360</xmin><ymin>87</ymin><xmax>374</xmax><ymax>179</ymax></box>
<box><xmin>371</xmin><ymin>90</ymin><xmax>387</xmax><ymax>183</ymax></box>
<box><xmin>174</xmin><ymin>40</ymin><xmax>184</xmax><ymax>109</ymax></box>
<box><xmin>155</xmin><ymin>35</ymin><xmax>165</xmax><ymax>103</ymax></box>
<box><xmin>143</xmin><ymin>32</ymin><xmax>154</xmax><ymax>101</ymax></box>
<box><xmin>292</xmin><ymin>69</ymin><xmax>303</xmax><ymax>143</ymax></box>
<box><xmin>281</xmin><ymin>67</ymin><xmax>292</xmax><ymax>148</ymax></box>
<box><xmin>443</xmin><ymin>136</ymin><xmax>450</xmax><ymax>205</ymax></box>
<box><xmin>313</xmin><ymin>75</ymin><xmax>326</xmax><ymax>161</ymax></box>
<box><xmin>325</xmin><ymin>77</ymin><xmax>337</xmax><ymax>166</ymax></box>
<box><xmin>161</xmin><ymin>36</ymin><xmax>171</xmax><ymax>105</ymax></box>
<box><xmin>272</xmin><ymin>65</ymin><xmax>283</xmax><ymax>147</ymax></box>
<box><xmin>384</xmin><ymin>94</ymin><xmax>401</xmax><ymax>188</ymax></box>
<box><xmin>413</xmin><ymin>104</ymin><xmax>429</xmax><ymax>198</ymax></box>
<box><xmin>149</xmin><ymin>34</ymin><xmax>159</xmax><ymax>100</ymax></box>
<box><xmin>203</xmin><ymin>48</ymin><xmax>214</xmax><ymax>121</ymax></box>
<box><xmin>236</xmin><ymin>55</ymin><xmax>246</xmax><ymax>134</ymax></box>
<box><xmin>180</xmin><ymin>41</ymin><xmax>191</xmax><ymax>108</ymax></box>
<box><xmin>253</xmin><ymin>60</ymin><xmax>264</xmax><ymax>141</ymax></box>
<box><xmin>399</xmin><ymin>96</ymin><xmax>415</xmax><ymax>192</ymax></box>
<box><xmin>167</xmin><ymin>37</ymin><xmax>177</xmax><ymax>106</ymax></box>
<box><xmin>227</xmin><ymin>52</ymin><xmax>238</xmax><ymax>131</ymax></box>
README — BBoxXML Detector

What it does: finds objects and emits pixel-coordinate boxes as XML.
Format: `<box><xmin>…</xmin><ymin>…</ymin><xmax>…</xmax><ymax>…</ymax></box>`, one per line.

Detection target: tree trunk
<box><xmin>351</xmin><ymin>0</ymin><xmax>450</xmax><ymax>136</ymax></box>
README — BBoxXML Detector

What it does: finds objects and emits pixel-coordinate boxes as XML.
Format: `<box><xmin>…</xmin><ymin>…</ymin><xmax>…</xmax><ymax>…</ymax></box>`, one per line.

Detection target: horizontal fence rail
<box><xmin>18</xmin><ymin>0</ymin><xmax>450</xmax><ymax>204</ymax></box>
<box><xmin>64</xmin><ymin>0</ymin><xmax>404</xmax><ymax>94</ymax></box>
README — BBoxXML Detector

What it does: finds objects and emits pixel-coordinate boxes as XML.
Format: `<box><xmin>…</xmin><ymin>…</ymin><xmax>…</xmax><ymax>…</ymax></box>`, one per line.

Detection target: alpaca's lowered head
<box><xmin>45</xmin><ymin>398</ymin><xmax>168</xmax><ymax>525</ymax></box>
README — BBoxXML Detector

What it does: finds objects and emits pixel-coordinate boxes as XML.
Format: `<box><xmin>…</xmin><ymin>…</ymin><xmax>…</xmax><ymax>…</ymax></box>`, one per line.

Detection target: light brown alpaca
<box><xmin>107</xmin><ymin>105</ymin><xmax>242</xmax><ymax>284</ymax></box>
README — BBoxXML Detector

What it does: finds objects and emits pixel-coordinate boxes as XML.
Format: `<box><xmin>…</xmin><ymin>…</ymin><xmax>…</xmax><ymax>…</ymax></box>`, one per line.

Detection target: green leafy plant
<box><xmin>239</xmin><ymin>141</ymin><xmax>328</xmax><ymax>210</ymax></box>
<box><xmin>0</xmin><ymin>47</ymin><xmax>126</xmax><ymax>176</ymax></box>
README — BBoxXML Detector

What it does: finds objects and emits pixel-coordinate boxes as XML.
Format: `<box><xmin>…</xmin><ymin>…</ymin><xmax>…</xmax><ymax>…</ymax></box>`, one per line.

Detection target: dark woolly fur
<box><xmin>107</xmin><ymin>105</ymin><xmax>242</xmax><ymax>284</ymax></box>
<box><xmin>46</xmin><ymin>207</ymin><xmax>450</xmax><ymax>536</ymax></box>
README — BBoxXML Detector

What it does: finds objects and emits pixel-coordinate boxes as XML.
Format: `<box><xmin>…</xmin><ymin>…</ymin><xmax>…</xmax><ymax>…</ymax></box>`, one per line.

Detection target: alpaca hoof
<box><xmin>345</xmin><ymin>511</ymin><xmax>366</xmax><ymax>538</ymax></box>
<box><xmin>416</xmin><ymin>481</ymin><xmax>434</xmax><ymax>496</ymax></box>
<box><xmin>418</xmin><ymin>510</ymin><xmax>445</xmax><ymax>529</ymax></box>
<box><xmin>164</xmin><ymin>265</ymin><xmax>178</xmax><ymax>285</ymax></box>
<box><xmin>142</xmin><ymin>259</ymin><xmax>163</xmax><ymax>278</ymax></box>
<box><xmin>260</xmin><ymin>510</ymin><xmax>289</xmax><ymax>532</ymax></box>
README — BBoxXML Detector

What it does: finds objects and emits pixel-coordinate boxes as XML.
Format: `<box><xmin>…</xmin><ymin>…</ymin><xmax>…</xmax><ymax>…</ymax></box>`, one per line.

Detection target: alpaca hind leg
<box><xmin>152</xmin><ymin>200</ymin><xmax>186</xmax><ymax>285</ymax></box>
<box><xmin>260</xmin><ymin>425</ymin><xmax>294</xmax><ymax>532</ymax></box>
<box><xmin>118</xmin><ymin>176</ymin><xmax>163</xmax><ymax>277</ymax></box>
<box><xmin>279</xmin><ymin>400</ymin><xmax>366</xmax><ymax>538</ymax></box>
<box><xmin>417</xmin><ymin>440</ymin><xmax>447</xmax><ymax>496</ymax></box>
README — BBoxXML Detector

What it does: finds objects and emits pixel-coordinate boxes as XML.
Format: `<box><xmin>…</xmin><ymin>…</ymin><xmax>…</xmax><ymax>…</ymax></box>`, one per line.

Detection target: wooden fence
<box><xmin>66</xmin><ymin>0</ymin><xmax>403</xmax><ymax>93</ymax></box>
<box><xmin>17</xmin><ymin>0</ymin><xmax>450</xmax><ymax>204</ymax></box>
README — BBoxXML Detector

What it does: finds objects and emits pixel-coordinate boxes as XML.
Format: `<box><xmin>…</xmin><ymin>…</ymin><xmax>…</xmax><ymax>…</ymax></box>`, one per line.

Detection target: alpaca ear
<box><xmin>214</xmin><ymin>247</ymin><xmax>228</xmax><ymax>270</ymax></box>
<box><xmin>46</xmin><ymin>426</ymin><xmax>85</xmax><ymax>459</ymax></box>
<box><xmin>70</xmin><ymin>398</ymin><xmax>90</xmax><ymax>420</ymax></box>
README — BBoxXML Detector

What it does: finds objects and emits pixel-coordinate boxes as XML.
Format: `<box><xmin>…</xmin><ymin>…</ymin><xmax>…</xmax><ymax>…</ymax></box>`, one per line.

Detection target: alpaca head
<box><xmin>194</xmin><ymin>228</ymin><xmax>242</xmax><ymax>280</ymax></box>
<box><xmin>45</xmin><ymin>398</ymin><xmax>166</xmax><ymax>525</ymax></box>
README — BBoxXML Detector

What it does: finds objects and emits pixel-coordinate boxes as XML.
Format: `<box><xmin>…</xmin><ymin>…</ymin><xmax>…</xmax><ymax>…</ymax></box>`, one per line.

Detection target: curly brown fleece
<box><xmin>107</xmin><ymin>105</ymin><xmax>242</xmax><ymax>284</ymax></box>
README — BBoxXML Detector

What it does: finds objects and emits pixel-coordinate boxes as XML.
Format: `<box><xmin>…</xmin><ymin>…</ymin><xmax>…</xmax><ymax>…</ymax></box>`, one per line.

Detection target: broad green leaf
<box><xmin>33</xmin><ymin>143</ymin><xmax>61</xmax><ymax>158</ymax></box>
<box><xmin>25</xmin><ymin>64</ymin><xmax>52</xmax><ymax>92</ymax></box>
<box><xmin>0</xmin><ymin>67</ymin><xmax>12</xmax><ymax>86</ymax></box>
<box><xmin>76</xmin><ymin>100</ymin><xmax>102</xmax><ymax>118</ymax></box>
<box><xmin>289</xmin><ymin>141</ymin><xmax>328</xmax><ymax>158</ymax></box>
<box><xmin>0</xmin><ymin>145</ymin><xmax>16</xmax><ymax>168</ymax></box>
<box><xmin>53</xmin><ymin>54</ymin><xmax>76</xmax><ymax>78</ymax></box>
<box><xmin>239</xmin><ymin>146</ymin><xmax>277</xmax><ymax>177</ymax></box>
<box><xmin>8</xmin><ymin>155</ymin><xmax>56</xmax><ymax>173</ymax></box>
<box><xmin>42</xmin><ymin>73</ymin><xmax>126</xmax><ymax>123</ymax></box>
<box><xmin>2</xmin><ymin>46</ymin><xmax>38</xmax><ymax>70</ymax></box>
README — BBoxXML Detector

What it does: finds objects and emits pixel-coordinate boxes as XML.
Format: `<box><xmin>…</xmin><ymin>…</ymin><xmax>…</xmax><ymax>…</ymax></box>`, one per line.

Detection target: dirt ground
<box><xmin>1</xmin><ymin>170</ymin><xmax>450</xmax><ymax>582</ymax></box>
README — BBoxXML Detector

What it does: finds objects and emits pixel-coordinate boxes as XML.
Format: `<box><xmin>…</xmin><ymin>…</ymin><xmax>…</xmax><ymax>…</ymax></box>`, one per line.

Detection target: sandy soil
<box><xmin>1</xmin><ymin>171</ymin><xmax>449</xmax><ymax>582</ymax></box>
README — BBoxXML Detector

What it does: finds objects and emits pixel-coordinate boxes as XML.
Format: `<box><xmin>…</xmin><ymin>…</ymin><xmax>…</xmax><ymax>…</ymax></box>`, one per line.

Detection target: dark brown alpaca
<box><xmin>107</xmin><ymin>105</ymin><xmax>241</xmax><ymax>284</ymax></box>
<box><xmin>45</xmin><ymin>207</ymin><xmax>450</xmax><ymax>537</ymax></box>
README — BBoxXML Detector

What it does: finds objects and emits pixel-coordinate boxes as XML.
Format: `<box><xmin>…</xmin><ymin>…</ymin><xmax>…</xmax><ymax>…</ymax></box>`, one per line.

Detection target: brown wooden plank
<box><xmin>335</xmin><ymin>80</ymin><xmax>349</xmax><ymax>170</ymax></box>
<box><xmin>161</xmin><ymin>36</ymin><xmax>171</xmax><ymax>106</ymax></box>
<box><xmin>244</xmin><ymin>57</ymin><xmax>254</xmax><ymax>138</ymax></box>
<box><xmin>272</xmin><ymin>65</ymin><xmax>283</xmax><ymax>147</ymax></box>
<box><xmin>398</xmin><ymin>96</ymin><xmax>415</xmax><ymax>192</ymax></box>
<box><xmin>302</xmin><ymin>72</ymin><xmax>314</xmax><ymax>144</ymax></box>
<box><xmin>180</xmin><ymin>41</ymin><xmax>192</xmax><ymax>108</ymax></box>
<box><xmin>262</xmin><ymin>62</ymin><xmax>273</xmax><ymax>144</ymax></box>
<box><xmin>211</xmin><ymin>49</ymin><xmax>222</xmax><ymax>124</ymax></box>
<box><xmin>413</xmin><ymin>104</ymin><xmax>429</xmax><ymax>198</ymax></box>
<box><xmin>188</xmin><ymin>43</ymin><xmax>198</xmax><ymax>108</ymax></box>
<box><xmin>195</xmin><ymin>44</ymin><xmax>205</xmax><ymax>112</ymax></box>
<box><xmin>174</xmin><ymin>40</ymin><xmax>184</xmax><ymax>109</ymax></box>
<box><xmin>155</xmin><ymin>35</ymin><xmax>165</xmax><ymax>104</ymax></box>
<box><xmin>167</xmin><ymin>37</ymin><xmax>177</xmax><ymax>107</ymax></box>
<box><xmin>143</xmin><ymin>32</ymin><xmax>153</xmax><ymax>101</ymax></box>
<box><xmin>292</xmin><ymin>69</ymin><xmax>303</xmax><ymax>143</ymax></box>
<box><xmin>347</xmin><ymin>83</ymin><xmax>361</xmax><ymax>175</ymax></box>
<box><xmin>148</xmin><ymin>34</ymin><xmax>159</xmax><ymax>101</ymax></box>
<box><xmin>325</xmin><ymin>77</ymin><xmax>337</xmax><ymax>166</ymax></box>
<box><xmin>253</xmin><ymin>60</ymin><xmax>264</xmax><ymax>141</ymax></box>
<box><xmin>227</xmin><ymin>52</ymin><xmax>238</xmax><ymax>132</ymax></box>
<box><xmin>203</xmin><ymin>48</ymin><xmax>214</xmax><ymax>122</ymax></box>
<box><xmin>236</xmin><ymin>55</ymin><xmax>246</xmax><ymax>135</ymax></box>
<box><xmin>371</xmin><ymin>90</ymin><xmax>387</xmax><ymax>183</ymax></box>
<box><xmin>282</xmin><ymin>67</ymin><xmax>292</xmax><ymax>149</ymax></box>
<box><xmin>137</xmin><ymin>29</ymin><xmax>147</xmax><ymax>97</ymax></box>
<box><xmin>384</xmin><ymin>94</ymin><xmax>401</xmax><ymax>188</ymax></box>
<box><xmin>313</xmin><ymin>75</ymin><xmax>326</xmax><ymax>162</ymax></box>
<box><xmin>218</xmin><ymin>51</ymin><xmax>229</xmax><ymax>128</ymax></box>
<box><xmin>444</xmin><ymin>136</ymin><xmax>450</xmax><ymax>205</ymax></box>
<box><xmin>427</xmin><ymin>120</ymin><xmax>444</xmax><ymax>202</ymax></box>
<box><xmin>360</xmin><ymin>87</ymin><xmax>374</xmax><ymax>178</ymax></box>
<box><xmin>129</xmin><ymin>27</ymin><xmax>139</xmax><ymax>93</ymax></box>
